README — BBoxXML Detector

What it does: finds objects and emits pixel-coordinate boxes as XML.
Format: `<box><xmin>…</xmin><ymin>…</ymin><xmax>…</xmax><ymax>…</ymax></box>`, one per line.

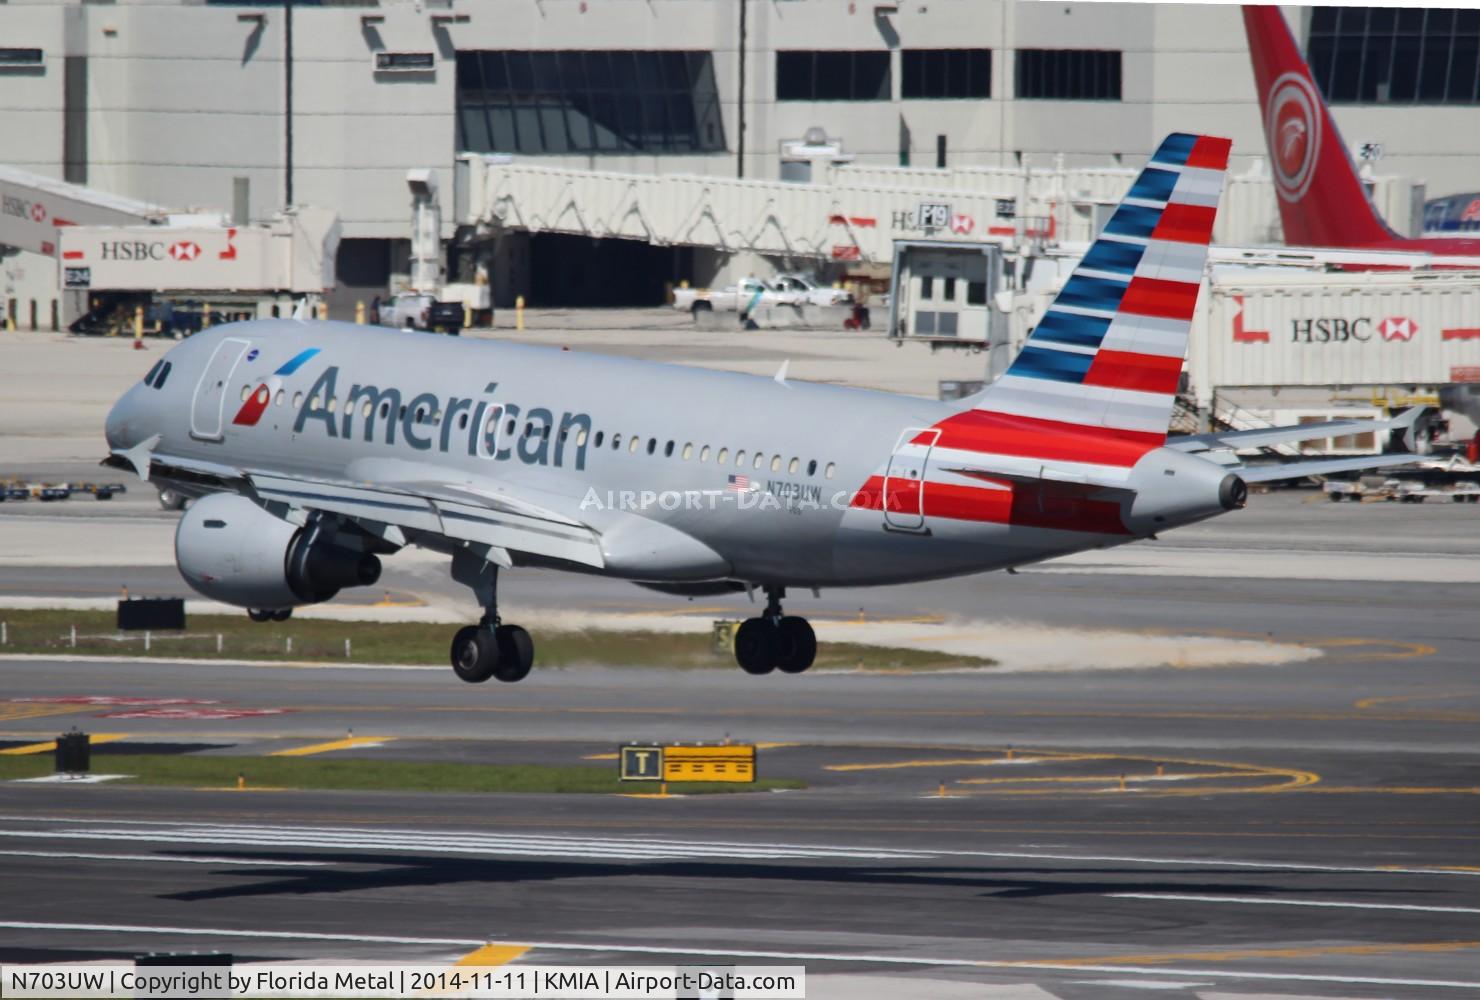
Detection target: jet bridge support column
<box><xmin>407</xmin><ymin>169</ymin><xmax>443</xmax><ymax>295</ymax></box>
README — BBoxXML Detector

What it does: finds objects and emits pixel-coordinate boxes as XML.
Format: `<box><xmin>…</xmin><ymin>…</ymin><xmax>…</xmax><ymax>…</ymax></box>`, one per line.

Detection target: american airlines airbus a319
<box><xmin>104</xmin><ymin>133</ymin><xmax>1421</xmax><ymax>684</ymax></box>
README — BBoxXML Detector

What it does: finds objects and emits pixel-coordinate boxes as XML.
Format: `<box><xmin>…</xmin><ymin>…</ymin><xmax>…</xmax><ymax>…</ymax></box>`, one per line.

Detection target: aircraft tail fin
<box><xmin>972</xmin><ymin>132</ymin><xmax>1229</xmax><ymax>446</ymax></box>
<box><xmin>1242</xmin><ymin>5</ymin><xmax>1398</xmax><ymax>247</ymax></box>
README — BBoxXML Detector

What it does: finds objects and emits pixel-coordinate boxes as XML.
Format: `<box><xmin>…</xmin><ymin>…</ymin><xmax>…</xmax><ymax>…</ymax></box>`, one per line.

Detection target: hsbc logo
<box><xmin>1290</xmin><ymin>315</ymin><xmax>1418</xmax><ymax>344</ymax></box>
<box><xmin>949</xmin><ymin>213</ymin><xmax>975</xmax><ymax>235</ymax></box>
<box><xmin>1378</xmin><ymin>316</ymin><xmax>1417</xmax><ymax>342</ymax></box>
<box><xmin>100</xmin><ymin>239</ymin><xmax>208</xmax><ymax>261</ymax></box>
<box><xmin>1</xmin><ymin>195</ymin><xmax>43</xmax><ymax>224</ymax></box>
<box><xmin>1265</xmin><ymin>71</ymin><xmax>1323</xmax><ymax>203</ymax></box>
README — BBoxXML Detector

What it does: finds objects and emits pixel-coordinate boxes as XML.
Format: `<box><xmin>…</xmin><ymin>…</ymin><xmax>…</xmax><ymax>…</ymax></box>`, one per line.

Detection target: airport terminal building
<box><xmin>3</xmin><ymin>1</ymin><xmax>1480</xmax><ymax>306</ymax></box>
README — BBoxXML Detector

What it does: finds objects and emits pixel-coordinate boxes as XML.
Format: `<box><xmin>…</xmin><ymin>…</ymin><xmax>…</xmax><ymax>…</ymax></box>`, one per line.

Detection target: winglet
<box><xmin>774</xmin><ymin>360</ymin><xmax>790</xmax><ymax>386</ymax></box>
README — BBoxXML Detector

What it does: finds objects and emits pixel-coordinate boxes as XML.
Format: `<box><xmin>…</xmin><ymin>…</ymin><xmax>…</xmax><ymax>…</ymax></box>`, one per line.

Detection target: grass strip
<box><xmin>0</xmin><ymin>608</ymin><xmax>992</xmax><ymax>670</ymax></box>
<box><xmin>0</xmin><ymin>753</ymin><xmax>803</xmax><ymax>794</ymax></box>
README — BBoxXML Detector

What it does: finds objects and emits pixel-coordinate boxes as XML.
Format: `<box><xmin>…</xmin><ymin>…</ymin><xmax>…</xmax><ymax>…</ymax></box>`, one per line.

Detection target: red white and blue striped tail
<box><xmin>974</xmin><ymin>132</ymin><xmax>1230</xmax><ymax>443</ymax></box>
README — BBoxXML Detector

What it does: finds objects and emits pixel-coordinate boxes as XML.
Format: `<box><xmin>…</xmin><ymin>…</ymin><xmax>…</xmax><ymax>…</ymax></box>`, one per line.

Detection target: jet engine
<box><xmin>175</xmin><ymin>493</ymin><xmax>382</xmax><ymax>609</ymax></box>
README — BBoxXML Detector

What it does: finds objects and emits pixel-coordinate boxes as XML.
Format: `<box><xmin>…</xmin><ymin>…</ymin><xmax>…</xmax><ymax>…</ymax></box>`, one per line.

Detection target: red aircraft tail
<box><xmin>1242</xmin><ymin>5</ymin><xmax>1398</xmax><ymax>247</ymax></box>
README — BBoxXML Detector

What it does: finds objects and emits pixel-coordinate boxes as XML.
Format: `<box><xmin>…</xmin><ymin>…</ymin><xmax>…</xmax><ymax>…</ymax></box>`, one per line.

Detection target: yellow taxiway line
<box><xmin>268</xmin><ymin>736</ymin><xmax>393</xmax><ymax>757</ymax></box>
<box><xmin>454</xmin><ymin>944</ymin><xmax>529</xmax><ymax>966</ymax></box>
<box><xmin>0</xmin><ymin>733</ymin><xmax>130</xmax><ymax>755</ymax></box>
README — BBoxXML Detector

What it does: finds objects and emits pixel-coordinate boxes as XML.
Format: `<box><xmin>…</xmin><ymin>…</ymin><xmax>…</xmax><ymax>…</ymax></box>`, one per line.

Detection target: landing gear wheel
<box><xmin>734</xmin><ymin>618</ymin><xmax>778</xmax><ymax>675</ymax></box>
<box><xmin>450</xmin><ymin>625</ymin><xmax>498</xmax><ymax>683</ymax></box>
<box><xmin>776</xmin><ymin>616</ymin><xmax>817</xmax><ymax>674</ymax></box>
<box><xmin>492</xmin><ymin>624</ymin><xmax>534</xmax><ymax>683</ymax></box>
<box><xmin>270</xmin><ymin>608</ymin><xmax>292</xmax><ymax>622</ymax></box>
<box><xmin>247</xmin><ymin>609</ymin><xmax>273</xmax><ymax>623</ymax></box>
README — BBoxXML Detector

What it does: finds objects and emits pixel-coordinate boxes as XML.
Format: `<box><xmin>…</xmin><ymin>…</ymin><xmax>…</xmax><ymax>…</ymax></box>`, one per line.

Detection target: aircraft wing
<box><xmin>1168</xmin><ymin>407</ymin><xmax>1425</xmax><ymax>454</ymax></box>
<box><xmin>247</xmin><ymin>471</ymin><xmax>606</xmax><ymax>570</ymax></box>
<box><xmin>104</xmin><ymin>440</ymin><xmax>606</xmax><ymax>570</ymax></box>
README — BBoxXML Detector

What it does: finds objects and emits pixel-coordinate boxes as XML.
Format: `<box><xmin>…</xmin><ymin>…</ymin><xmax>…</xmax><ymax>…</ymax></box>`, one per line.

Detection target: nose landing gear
<box><xmin>734</xmin><ymin>587</ymin><xmax>816</xmax><ymax>676</ymax></box>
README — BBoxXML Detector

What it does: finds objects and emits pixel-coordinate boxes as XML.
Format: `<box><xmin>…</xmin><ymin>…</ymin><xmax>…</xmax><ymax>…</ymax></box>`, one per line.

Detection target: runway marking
<box><xmin>827</xmin><ymin>757</ymin><xmax>1017</xmax><ymax>772</ymax></box>
<box><xmin>1355</xmin><ymin>690</ymin><xmax>1480</xmax><ymax>710</ymax></box>
<box><xmin>1043</xmin><ymin>939</ymin><xmax>1480</xmax><ymax>967</ymax></box>
<box><xmin>454</xmin><ymin>944</ymin><xmax>529</xmax><ymax>966</ymax></box>
<box><xmin>0</xmin><ymin>821</ymin><xmax>934</xmax><ymax>862</ymax></box>
<box><xmin>1110</xmin><ymin>893</ymin><xmax>1480</xmax><ymax>915</ymax></box>
<box><xmin>1296</xmin><ymin>786</ymin><xmax>1480</xmax><ymax>796</ymax></box>
<box><xmin>0</xmin><ymin>815</ymin><xmax>1475</xmax><ymax>878</ymax></box>
<box><xmin>1</xmin><ymin>922</ymin><xmax>1478</xmax><ymax>990</ymax></box>
<box><xmin>269</xmin><ymin>736</ymin><xmax>394</xmax><ymax>757</ymax></box>
<box><xmin>828</xmin><ymin>749</ymin><xmax>1317</xmax><ymax>797</ymax></box>
<box><xmin>0</xmin><ymin>701</ymin><xmax>96</xmax><ymax>723</ymax></box>
<box><xmin>0</xmin><ymin>848</ymin><xmax>327</xmax><ymax>867</ymax></box>
<box><xmin>0</xmin><ymin>733</ymin><xmax>129</xmax><ymax>755</ymax></box>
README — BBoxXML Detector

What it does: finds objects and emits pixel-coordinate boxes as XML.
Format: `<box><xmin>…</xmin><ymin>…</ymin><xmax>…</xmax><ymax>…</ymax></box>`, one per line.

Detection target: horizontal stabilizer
<box><xmin>1170</xmin><ymin>407</ymin><xmax>1426</xmax><ymax>453</ymax></box>
<box><xmin>1236</xmin><ymin>452</ymin><xmax>1427</xmax><ymax>484</ymax></box>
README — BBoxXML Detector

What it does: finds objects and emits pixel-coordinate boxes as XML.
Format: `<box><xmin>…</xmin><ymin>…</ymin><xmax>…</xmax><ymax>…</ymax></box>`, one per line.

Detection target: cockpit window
<box><xmin>154</xmin><ymin>362</ymin><xmax>173</xmax><ymax>389</ymax></box>
<box><xmin>143</xmin><ymin>361</ymin><xmax>164</xmax><ymax>387</ymax></box>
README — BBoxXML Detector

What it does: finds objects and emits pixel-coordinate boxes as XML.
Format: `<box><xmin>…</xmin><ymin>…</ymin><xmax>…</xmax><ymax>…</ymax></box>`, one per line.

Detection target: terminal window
<box><xmin>1014</xmin><ymin>49</ymin><xmax>1122</xmax><ymax>100</ymax></box>
<box><xmin>776</xmin><ymin>51</ymin><xmax>890</xmax><ymax>101</ymax></box>
<box><xmin>456</xmin><ymin>51</ymin><xmax>726</xmax><ymax>154</ymax></box>
<box><xmin>902</xmin><ymin>49</ymin><xmax>991</xmax><ymax>99</ymax></box>
<box><xmin>1308</xmin><ymin>7</ymin><xmax>1480</xmax><ymax>104</ymax></box>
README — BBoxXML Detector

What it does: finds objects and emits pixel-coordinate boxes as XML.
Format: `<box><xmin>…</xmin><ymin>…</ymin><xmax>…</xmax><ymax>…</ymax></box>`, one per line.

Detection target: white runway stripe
<box><xmin>0</xmin><ymin>821</ymin><xmax>931</xmax><ymax>862</ymax></box>
<box><xmin>0</xmin><ymin>848</ymin><xmax>327</xmax><ymax>867</ymax></box>
<box><xmin>930</xmin><ymin>848</ymin><xmax>1480</xmax><ymax>878</ymax></box>
<box><xmin>1110</xmin><ymin>892</ymin><xmax>1480</xmax><ymax>915</ymax></box>
<box><xmin>1</xmin><ymin>922</ymin><xmax>1477</xmax><ymax>990</ymax></box>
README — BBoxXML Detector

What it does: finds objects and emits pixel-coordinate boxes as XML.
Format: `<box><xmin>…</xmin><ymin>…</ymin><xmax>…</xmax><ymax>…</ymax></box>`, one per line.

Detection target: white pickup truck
<box><xmin>673</xmin><ymin>277</ymin><xmax>781</xmax><ymax>315</ymax></box>
<box><xmin>673</xmin><ymin>274</ymin><xmax>851</xmax><ymax>315</ymax></box>
<box><xmin>770</xmin><ymin>273</ymin><xmax>854</xmax><ymax>307</ymax></box>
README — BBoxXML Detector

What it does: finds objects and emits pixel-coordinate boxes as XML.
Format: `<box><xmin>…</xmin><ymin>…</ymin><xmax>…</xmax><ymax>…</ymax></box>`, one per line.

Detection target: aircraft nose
<box><xmin>105</xmin><ymin>385</ymin><xmax>145</xmax><ymax>451</ymax></box>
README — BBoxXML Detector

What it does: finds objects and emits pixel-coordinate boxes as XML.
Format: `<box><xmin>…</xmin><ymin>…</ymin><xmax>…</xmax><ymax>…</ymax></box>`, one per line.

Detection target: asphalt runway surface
<box><xmin>2</xmin><ymin>488</ymin><xmax>1479</xmax><ymax>997</ymax></box>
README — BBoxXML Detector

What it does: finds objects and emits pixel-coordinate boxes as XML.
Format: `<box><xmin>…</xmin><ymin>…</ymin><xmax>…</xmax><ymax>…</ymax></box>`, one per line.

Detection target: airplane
<box><xmin>103</xmin><ymin>132</ymin><xmax>1427</xmax><ymax>685</ymax></box>
<box><xmin>1243</xmin><ymin>5</ymin><xmax>1480</xmax><ymax>256</ymax></box>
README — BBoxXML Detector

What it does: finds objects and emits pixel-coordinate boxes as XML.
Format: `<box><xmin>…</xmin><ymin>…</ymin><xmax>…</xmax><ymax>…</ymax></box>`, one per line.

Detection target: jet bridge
<box><xmin>0</xmin><ymin>165</ymin><xmax>163</xmax><ymax>259</ymax></box>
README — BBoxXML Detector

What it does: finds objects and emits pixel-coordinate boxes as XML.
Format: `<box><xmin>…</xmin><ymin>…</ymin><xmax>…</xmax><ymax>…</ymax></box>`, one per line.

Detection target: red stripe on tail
<box><xmin>1083</xmin><ymin>350</ymin><xmax>1184</xmax><ymax>395</ymax></box>
<box><xmin>1151</xmin><ymin>203</ymin><xmax>1217</xmax><ymax>245</ymax></box>
<box><xmin>1185</xmin><ymin>136</ymin><xmax>1232</xmax><ymax>171</ymax></box>
<box><xmin>923</xmin><ymin>409</ymin><xmax>1164</xmax><ymax>466</ymax></box>
<box><xmin>1120</xmin><ymin>276</ymin><xmax>1201</xmax><ymax>321</ymax></box>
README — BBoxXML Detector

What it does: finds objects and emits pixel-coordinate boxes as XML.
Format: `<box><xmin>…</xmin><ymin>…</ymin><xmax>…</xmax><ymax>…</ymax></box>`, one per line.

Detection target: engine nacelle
<box><xmin>175</xmin><ymin>493</ymin><xmax>382</xmax><ymax>609</ymax></box>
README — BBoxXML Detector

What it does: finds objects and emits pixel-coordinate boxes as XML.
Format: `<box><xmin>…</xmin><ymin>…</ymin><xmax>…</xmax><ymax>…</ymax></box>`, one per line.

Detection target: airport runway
<box><xmin>1</xmin><ymin>646</ymin><xmax>1478</xmax><ymax>998</ymax></box>
<box><xmin>3</xmin><ymin>482</ymin><xmax>1480</xmax><ymax>996</ymax></box>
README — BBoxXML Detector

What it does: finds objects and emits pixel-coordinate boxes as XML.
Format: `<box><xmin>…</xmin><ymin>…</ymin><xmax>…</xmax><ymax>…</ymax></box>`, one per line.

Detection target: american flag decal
<box><xmin>727</xmin><ymin>475</ymin><xmax>752</xmax><ymax>493</ymax></box>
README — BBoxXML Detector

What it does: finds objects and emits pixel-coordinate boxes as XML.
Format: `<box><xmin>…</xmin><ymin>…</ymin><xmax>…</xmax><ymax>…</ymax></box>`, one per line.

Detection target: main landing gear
<box><xmin>733</xmin><ymin>586</ymin><xmax>816</xmax><ymax>676</ymax></box>
<box><xmin>247</xmin><ymin>608</ymin><xmax>292</xmax><ymax>622</ymax></box>
<box><xmin>448</xmin><ymin>550</ymin><xmax>535</xmax><ymax>684</ymax></box>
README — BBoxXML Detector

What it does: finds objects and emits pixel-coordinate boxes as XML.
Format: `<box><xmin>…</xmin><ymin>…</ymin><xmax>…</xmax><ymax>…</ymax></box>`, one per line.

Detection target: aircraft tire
<box><xmin>450</xmin><ymin>625</ymin><xmax>498</xmax><ymax>683</ymax></box>
<box><xmin>247</xmin><ymin>609</ymin><xmax>273</xmax><ymax>623</ymax></box>
<box><xmin>775</xmin><ymin>616</ymin><xmax>817</xmax><ymax>674</ymax></box>
<box><xmin>270</xmin><ymin>609</ymin><xmax>293</xmax><ymax>622</ymax></box>
<box><xmin>734</xmin><ymin>618</ymin><xmax>778</xmax><ymax>675</ymax></box>
<box><xmin>492</xmin><ymin>624</ymin><xmax>534</xmax><ymax>683</ymax></box>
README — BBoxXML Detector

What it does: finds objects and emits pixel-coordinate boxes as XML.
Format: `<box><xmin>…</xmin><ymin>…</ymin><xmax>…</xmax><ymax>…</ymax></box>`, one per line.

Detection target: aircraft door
<box><xmin>883</xmin><ymin>427</ymin><xmax>939</xmax><ymax>532</ymax></box>
<box><xmin>190</xmin><ymin>337</ymin><xmax>251</xmax><ymax>441</ymax></box>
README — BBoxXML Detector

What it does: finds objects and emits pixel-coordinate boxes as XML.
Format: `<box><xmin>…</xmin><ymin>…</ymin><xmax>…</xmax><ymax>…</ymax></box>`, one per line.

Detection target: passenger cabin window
<box><xmin>700</xmin><ymin>445</ymin><xmax>710</xmax><ymax>462</ymax></box>
<box><xmin>718</xmin><ymin>448</ymin><xmax>730</xmax><ymax>464</ymax></box>
<box><xmin>825</xmin><ymin>462</ymin><xmax>836</xmax><ymax>479</ymax></box>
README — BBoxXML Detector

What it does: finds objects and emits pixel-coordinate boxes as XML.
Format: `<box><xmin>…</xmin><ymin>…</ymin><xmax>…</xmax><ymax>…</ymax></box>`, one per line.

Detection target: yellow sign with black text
<box><xmin>618</xmin><ymin>743</ymin><xmax>756</xmax><ymax>783</ymax></box>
